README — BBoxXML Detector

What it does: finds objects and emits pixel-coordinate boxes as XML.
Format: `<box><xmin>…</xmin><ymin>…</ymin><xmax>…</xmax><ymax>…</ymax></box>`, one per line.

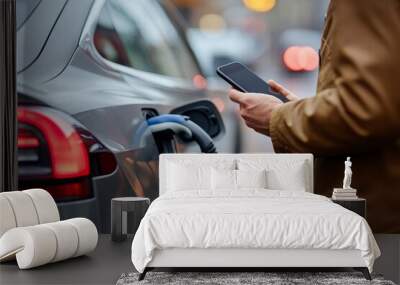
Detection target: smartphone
<box><xmin>216</xmin><ymin>62</ymin><xmax>289</xmax><ymax>103</ymax></box>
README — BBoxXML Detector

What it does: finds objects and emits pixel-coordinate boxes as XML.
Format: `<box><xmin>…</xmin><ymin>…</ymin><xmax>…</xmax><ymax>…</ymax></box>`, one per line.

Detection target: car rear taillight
<box><xmin>18</xmin><ymin>107</ymin><xmax>90</xmax><ymax>179</ymax></box>
<box><xmin>18</xmin><ymin>107</ymin><xmax>93</xmax><ymax>201</ymax></box>
<box><xmin>17</xmin><ymin>129</ymin><xmax>40</xmax><ymax>149</ymax></box>
<box><xmin>45</xmin><ymin>180</ymin><xmax>92</xmax><ymax>201</ymax></box>
<box><xmin>18</xmin><ymin>106</ymin><xmax>117</xmax><ymax>201</ymax></box>
<box><xmin>17</xmin><ymin>127</ymin><xmax>43</xmax><ymax>164</ymax></box>
<box><xmin>92</xmin><ymin>151</ymin><xmax>117</xmax><ymax>176</ymax></box>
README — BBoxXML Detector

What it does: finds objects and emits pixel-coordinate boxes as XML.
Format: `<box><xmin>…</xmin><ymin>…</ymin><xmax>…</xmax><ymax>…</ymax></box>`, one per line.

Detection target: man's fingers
<box><xmin>267</xmin><ymin>80</ymin><xmax>300</xmax><ymax>101</ymax></box>
<box><xmin>267</xmin><ymin>80</ymin><xmax>290</xmax><ymax>97</ymax></box>
<box><xmin>267</xmin><ymin>80</ymin><xmax>282</xmax><ymax>91</ymax></box>
<box><xmin>228</xmin><ymin>89</ymin><xmax>245</xmax><ymax>104</ymax></box>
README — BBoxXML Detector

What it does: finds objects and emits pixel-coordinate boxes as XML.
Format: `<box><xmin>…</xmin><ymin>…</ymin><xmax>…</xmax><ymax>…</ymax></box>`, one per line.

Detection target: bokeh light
<box><xmin>192</xmin><ymin>74</ymin><xmax>208</xmax><ymax>89</ymax></box>
<box><xmin>199</xmin><ymin>13</ymin><xmax>226</xmax><ymax>31</ymax></box>
<box><xmin>243</xmin><ymin>0</ymin><xmax>276</xmax><ymax>13</ymax></box>
<box><xmin>283</xmin><ymin>46</ymin><xmax>319</xmax><ymax>72</ymax></box>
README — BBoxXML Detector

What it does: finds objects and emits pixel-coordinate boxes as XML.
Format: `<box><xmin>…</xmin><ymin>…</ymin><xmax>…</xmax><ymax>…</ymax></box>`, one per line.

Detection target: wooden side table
<box><xmin>111</xmin><ymin>197</ymin><xmax>150</xmax><ymax>242</ymax></box>
<box><xmin>331</xmin><ymin>198</ymin><xmax>366</xmax><ymax>218</ymax></box>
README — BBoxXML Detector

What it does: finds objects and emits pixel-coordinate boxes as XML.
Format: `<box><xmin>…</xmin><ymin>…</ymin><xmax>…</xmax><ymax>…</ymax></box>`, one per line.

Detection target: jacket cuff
<box><xmin>270</xmin><ymin>106</ymin><xmax>290</xmax><ymax>153</ymax></box>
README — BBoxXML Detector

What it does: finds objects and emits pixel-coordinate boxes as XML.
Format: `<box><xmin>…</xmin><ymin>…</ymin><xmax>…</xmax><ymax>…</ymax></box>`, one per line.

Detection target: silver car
<box><xmin>17</xmin><ymin>0</ymin><xmax>237</xmax><ymax>233</ymax></box>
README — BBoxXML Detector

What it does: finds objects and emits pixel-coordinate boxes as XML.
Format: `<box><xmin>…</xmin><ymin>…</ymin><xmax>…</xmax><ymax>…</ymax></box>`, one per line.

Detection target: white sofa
<box><xmin>0</xmin><ymin>189</ymin><xmax>98</xmax><ymax>269</ymax></box>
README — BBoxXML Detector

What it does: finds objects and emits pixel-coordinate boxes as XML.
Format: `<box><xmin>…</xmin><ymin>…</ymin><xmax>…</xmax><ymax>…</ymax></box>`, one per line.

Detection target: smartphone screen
<box><xmin>216</xmin><ymin>62</ymin><xmax>288</xmax><ymax>102</ymax></box>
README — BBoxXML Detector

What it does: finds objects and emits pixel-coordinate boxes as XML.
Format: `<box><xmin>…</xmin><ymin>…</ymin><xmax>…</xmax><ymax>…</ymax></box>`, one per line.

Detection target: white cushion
<box><xmin>211</xmin><ymin>169</ymin><xmax>268</xmax><ymax>191</ymax></box>
<box><xmin>42</xmin><ymin>221</ymin><xmax>79</xmax><ymax>262</ymax></box>
<box><xmin>0</xmin><ymin>225</ymin><xmax>57</xmax><ymax>268</ymax></box>
<box><xmin>159</xmin><ymin>154</ymin><xmax>313</xmax><ymax>194</ymax></box>
<box><xmin>236</xmin><ymin>169</ymin><xmax>267</xmax><ymax>189</ymax></box>
<box><xmin>0</xmin><ymin>196</ymin><xmax>17</xmax><ymax>237</ymax></box>
<box><xmin>1</xmin><ymin>191</ymin><xmax>39</xmax><ymax>227</ymax></box>
<box><xmin>211</xmin><ymin>168</ymin><xmax>236</xmax><ymax>190</ymax></box>
<box><xmin>0</xmin><ymin>218</ymin><xmax>98</xmax><ymax>269</ymax></box>
<box><xmin>238</xmin><ymin>159</ymin><xmax>308</xmax><ymax>191</ymax></box>
<box><xmin>65</xmin><ymin>218</ymin><xmax>98</xmax><ymax>257</ymax></box>
<box><xmin>0</xmin><ymin>189</ymin><xmax>98</xmax><ymax>269</ymax></box>
<box><xmin>24</xmin><ymin>189</ymin><xmax>60</xmax><ymax>223</ymax></box>
<box><xmin>0</xmin><ymin>190</ymin><xmax>60</xmax><ymax>238</ymax></box>
<box><xmin>162</xmin><ymin>156</ymin><xmax>236</xmax><ymax>194</ymax></box>
<box><xmin>167</xmin><ymin>162</ymin><xmax>211</xmax><ymax>191</ymax></box>
<box><xmin>267</xmin><ymin>168</ymin><xmax>307</xmax><ymax>191</ymax></box>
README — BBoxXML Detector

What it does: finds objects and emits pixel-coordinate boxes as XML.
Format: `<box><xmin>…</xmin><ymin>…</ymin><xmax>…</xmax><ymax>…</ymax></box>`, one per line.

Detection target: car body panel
<box><xmin>16</xmin><ymin>0</ymin><xmax>238</xmax><ymax>232</ymax></box>
<box><xmin>18</xmin><ymin>0</ymin><xmax>93</xmax><ymax>83</ymax></box>
<box><xmin>17</xmin><ymin>0</ymin><xmax>68</xmax><ymax>73</ymax></box>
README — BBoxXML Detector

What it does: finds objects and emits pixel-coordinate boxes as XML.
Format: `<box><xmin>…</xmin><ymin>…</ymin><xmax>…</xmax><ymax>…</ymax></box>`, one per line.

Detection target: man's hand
<box><xmin>228</xmin><ymin>80</ymin><xmax>298</xmax><ymax>136</ymax></box>
<box><xmin>267</xmin><ymin>80</ymin><xmax>300</xmax><ymax>101</ymax></box>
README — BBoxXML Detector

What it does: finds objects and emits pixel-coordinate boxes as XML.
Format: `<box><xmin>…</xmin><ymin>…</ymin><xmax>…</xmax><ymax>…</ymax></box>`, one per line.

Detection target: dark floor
<box><xmin>1</xmin><ymin>234</ymin><xmax>399</xmax><ymax>285</ymax></box>
<box><xmin>0</xmin><ymin>235</ymin><xmax>134</xmax><ymax>285</ymax></box>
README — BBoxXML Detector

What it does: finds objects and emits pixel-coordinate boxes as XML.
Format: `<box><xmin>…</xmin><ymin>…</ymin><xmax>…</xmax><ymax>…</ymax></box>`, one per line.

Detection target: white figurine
<box><xmin>343</xmin><ymin>157</ymin><xmax>353</xmax><ymax>189</ymax></box>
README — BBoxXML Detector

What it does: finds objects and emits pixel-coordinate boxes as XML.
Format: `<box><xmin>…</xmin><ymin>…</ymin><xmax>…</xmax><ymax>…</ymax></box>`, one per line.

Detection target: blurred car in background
<box><xmin>16</xmin><ymin>0</ymin><xmax>238</xmax><ymax>233</ymax></box>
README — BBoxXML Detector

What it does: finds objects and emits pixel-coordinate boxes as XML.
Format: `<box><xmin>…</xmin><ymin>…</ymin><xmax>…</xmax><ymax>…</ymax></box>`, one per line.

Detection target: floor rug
<box><xmin>117</xmin><ymin>271</ymin><xmax>396</xmax><ymax>285</ymax></box>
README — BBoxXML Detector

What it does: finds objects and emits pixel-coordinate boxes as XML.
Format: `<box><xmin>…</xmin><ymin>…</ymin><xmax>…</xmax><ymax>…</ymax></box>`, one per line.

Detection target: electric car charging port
<box><xmin>138</xmin><ymin>101</ymin><xmax>223</xmax><ymax>154</ymax></box>
<box><xmin>141</xmin><ymin>108</ymin><xmax>159</xmax><ymax>120</ymax></box>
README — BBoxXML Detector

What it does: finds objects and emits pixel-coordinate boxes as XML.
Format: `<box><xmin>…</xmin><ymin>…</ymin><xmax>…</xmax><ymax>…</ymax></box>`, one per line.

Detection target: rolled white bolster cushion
<box><xmin>1</xmin><ymin>191</ymin><xmax>39</xmax><ymax>227</ymax></box>
<box><xmin>23</xmin><ymin>189</ymin><xmax>60</xmax><ymax>224</ymax></box>
<box><xmin>0</xmin><ymin>218</ymin><xmax>98</xmax><ymax>269</ymax></box>
<box><xmin>0</xmin><ymin>226</ymin><xmax>57</xmax><ymax>269</ymax></box>
<box><xmin>64</xmin><ymin>218</ymin><xmax>98</xmax><ymax>257</ymax></box>
<box><xmin>42</xmin><ymin>221</ymin><xmax>79</xmax><ymax>263</ymax></box>
<box><xmin>0</xmin><ymin>196</ymin><xmax>17</xmax><ymax>237</ymax></box>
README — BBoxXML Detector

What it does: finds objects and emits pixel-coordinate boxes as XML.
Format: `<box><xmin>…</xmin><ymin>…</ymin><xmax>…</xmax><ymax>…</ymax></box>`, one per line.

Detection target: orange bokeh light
<box><xmin>283</xmin><ymin>46</ymin><xmax>319</xmax><ymax>72</ymax></box>
<box><xmin>192</xmin><ymin>74</ymin><xmax>208</xmax><ymax>89</ymax></box>
<box><xmin>243</xmin><ymin>0</ymin><xmax>276</xmax><ymax>13</ymax></box>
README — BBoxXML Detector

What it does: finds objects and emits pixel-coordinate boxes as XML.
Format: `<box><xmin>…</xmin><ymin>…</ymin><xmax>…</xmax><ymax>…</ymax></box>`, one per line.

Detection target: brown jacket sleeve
<box><xmin>270</xmin><ymin>0</ymin><xmax>400</xmax><ymax>155</ymax></box>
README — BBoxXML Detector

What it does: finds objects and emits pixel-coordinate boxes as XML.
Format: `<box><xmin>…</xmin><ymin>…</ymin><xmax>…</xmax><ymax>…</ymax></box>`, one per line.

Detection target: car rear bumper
<box><xmin>57</xmin><ymin>197</ymin><xmax>99</xmax><ymax>228</ymax></box>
